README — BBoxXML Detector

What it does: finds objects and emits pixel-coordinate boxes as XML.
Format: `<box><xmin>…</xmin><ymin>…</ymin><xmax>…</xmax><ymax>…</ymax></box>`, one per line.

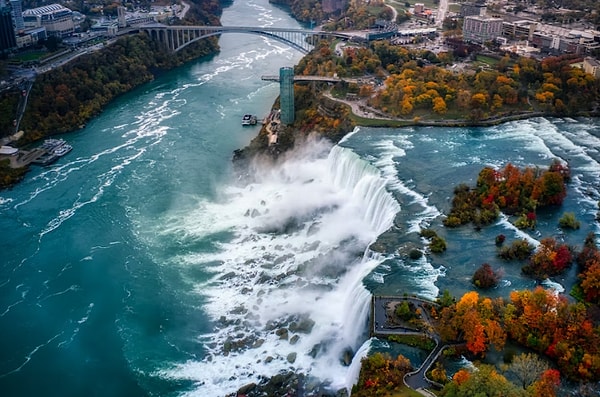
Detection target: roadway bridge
<box><xmin>139</xmin><ymin>23</ymin><xmax>361</xmax><ymax>54</ymax></box>
<box><xmin>260</xmin><ymin>75</ymin><xmax>364</xmax><ymax>84</ymax></box>
<box><xmin>139</xmin><ymin>23</ymin><xmax>438</xmax><ymax>54</ymax></box>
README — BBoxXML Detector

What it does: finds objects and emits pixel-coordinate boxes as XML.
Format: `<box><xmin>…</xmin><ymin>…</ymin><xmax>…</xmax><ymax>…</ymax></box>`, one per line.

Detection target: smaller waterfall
<box><xmin>327</xmin><ymin>145</ymin><xmax>400</xmax><ymax>235</ymax></box>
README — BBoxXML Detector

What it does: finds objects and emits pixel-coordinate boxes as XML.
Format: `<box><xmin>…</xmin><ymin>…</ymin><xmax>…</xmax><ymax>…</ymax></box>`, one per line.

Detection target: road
<box><xmin>384</xmin><ymin>0</ymin><xmax>398</xmax><ymax>22</ymax></box>
<box><xmin>436</xmin><ymin>0</ymin><xmax>449</xmax><ymax>27</ymax></box>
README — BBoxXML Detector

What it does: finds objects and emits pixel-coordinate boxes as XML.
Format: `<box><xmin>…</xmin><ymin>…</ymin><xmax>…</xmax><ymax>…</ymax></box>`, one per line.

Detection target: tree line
<box><xmin>296</xmin><ymin>40</ymin><xmax>600</xmax><ymax>121</ymax></box>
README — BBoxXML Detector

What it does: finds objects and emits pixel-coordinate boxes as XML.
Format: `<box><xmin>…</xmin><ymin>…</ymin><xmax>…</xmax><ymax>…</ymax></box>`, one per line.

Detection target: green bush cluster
<box><xmin>498</xmin><ymin>239</ymin><xmax>535</xmax><ymax>261</ymax></box>
<box><xmin>420</xmin><ymin>228</ymin><xmax>447</xmax><ymax>253</ymax></box>
<box><xmin>558</xmin><ymin>212</ymin><xmax>580</xmax><ymax>230</ymax></box>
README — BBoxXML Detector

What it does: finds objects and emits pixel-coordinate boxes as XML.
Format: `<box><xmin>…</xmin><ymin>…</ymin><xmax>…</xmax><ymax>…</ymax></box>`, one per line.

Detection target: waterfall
<box><xmin>160</xmin><ymin>140</ymin><xmax>401</xmax><ymax>396</ymax></box>
<box><xmin>346</xmin><ymin>339</ymin><xmax>372</xmax><ymax>390</ymax></box>
<box><xmin>327</xmin><ymin>145</ymin><xmax>400</xmax><ymax>235</ymax></box>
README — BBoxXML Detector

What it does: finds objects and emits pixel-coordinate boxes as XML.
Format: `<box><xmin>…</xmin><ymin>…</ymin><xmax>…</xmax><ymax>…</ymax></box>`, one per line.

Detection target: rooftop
<box><xmin>23</xmin><ymin>3</ymin><xmax>71</xmax><ymax>16</ymax></box>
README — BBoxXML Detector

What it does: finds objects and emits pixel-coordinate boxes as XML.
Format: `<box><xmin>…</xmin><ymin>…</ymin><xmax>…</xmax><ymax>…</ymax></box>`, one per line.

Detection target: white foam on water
<box><xmin>155</xmin><ymin>139</ymin><xmax>400</xmax><ymax>395</ymax></box>
<box><xmin>338</xmin><ymin>126</ymin><xmax>361</xmax><ymax>145</ymax></box>
<box><xmin>346</xmin><ymin>338</ymin><xmax>372</xmax><ymax>388</ymax></box>
<box><xmin>396</xmin><ymin>256</ymin><xmax>443</xmax><ymax>301</ymax></box>
<box><xmin>496</xmin><ymin>214</ymin><xmax>540</xmax><ymax>248</ymax></box>
<box><xmin>541</xmin><ymin>278</ymin><xmax>565</xmax><ymax>295</ymax></box>
<box><xmin>368</xmin><ymin>137</ymin><xmax>441</xmax><ymax>233</ymax></box>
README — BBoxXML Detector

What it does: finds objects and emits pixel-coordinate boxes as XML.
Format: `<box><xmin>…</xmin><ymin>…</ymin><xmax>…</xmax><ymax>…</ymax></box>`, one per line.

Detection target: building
<box><xmin>414</xmin><ymin>3</ymin><xmax>424</xmax><ymax>14</ymax></box>
<box><xmin>583</xmin><ymin>58</ymin><xmax>600</xmax><ymax>79</ymax></box>
<box><xmin>460</xmin><ymin>3</ymin><xmax>486</xmax><ymax>17</ymax></box>
<box><xmin>9</xmin><ymin>0</ymin><xmax>23</xmax><ymax>31</ymax></box>
<box><xmin>15</xmin><ymin>26</ymin><xmax>45</xmax><ymax>48</ymax></box>
<box><xmin>22</xmin><ymin>4</ymin><xmax>74</xmax><ymax>37</ymax></box>
<box><xmin>279</xmin><ymin>67</ymin><xmax>295</xmax><ymax>125</ymax></box>
<box><xmin>90</xmin><ymin>20</ymin><xmax>118</xmax><ymax>36</ymax></box>
<box><xmin>117</xmin><ymin>6</ymin><xmax>126</xmax><ymax>28</ymax></box>
<box><xmin>0</xmin><ymin>5</ymin><xmax>16</xmax><ymax>53</ymax></box>
<box><xmin>502</xmin><ymin>20</ymin><xmax>537</xmax><ymax>41</ymax></box>
<box><xmin>501</xmin><ymin>19</ymin><xmax>600</xmax><ymax>55</ymax></box>
<box><xmin>463</xmin><ymin>15</ymin><xmax>503</xmax><ymax>44</ymax></box>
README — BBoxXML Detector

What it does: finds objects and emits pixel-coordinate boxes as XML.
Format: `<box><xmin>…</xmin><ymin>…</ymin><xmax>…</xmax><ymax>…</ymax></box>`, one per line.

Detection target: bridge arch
<box><xmin>176</xmin><ymin>29</ymin><xmax>311</xmax><ymax>54</ymax></box>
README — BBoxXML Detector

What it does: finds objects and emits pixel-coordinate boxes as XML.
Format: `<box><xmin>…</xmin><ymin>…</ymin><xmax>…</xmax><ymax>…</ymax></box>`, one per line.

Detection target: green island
<box><xmin>2</xmin><ymin>0</ymin><xmax>600</xmax><ymax>395</ymax></box>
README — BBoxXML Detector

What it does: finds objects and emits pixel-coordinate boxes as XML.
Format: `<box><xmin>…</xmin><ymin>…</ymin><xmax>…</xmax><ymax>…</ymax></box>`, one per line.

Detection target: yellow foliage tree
<box><xmin>432</xmin><ymin>96</ymin><xmax>447</xmax><ymax>114</ymax></box>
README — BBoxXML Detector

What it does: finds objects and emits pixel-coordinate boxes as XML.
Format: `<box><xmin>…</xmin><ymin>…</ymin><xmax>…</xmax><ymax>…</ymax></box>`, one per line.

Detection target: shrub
<box><xmin>498</xmin><ymin>239</ymin><xmax>535</xmax><ymax>260</ymax></box>
<box><xmin>515</xmin><ymin>211</ymin><xmax>536</xmax><ymax>229</ymax></box>
<box><xmin>409</xmin><ymin>249</ymin><xmax>423</xmax><ymax>260</ymax></box>
<box><xmin>558</xmin><ymin>212</ymin><xmax>580</xmax><ymax>230</ymax></box>
<box><xmin>420</xmin><ymin>229</ymin><xmax>447</xmax><ymax>253</ymax></box>
<box><xmin>472</xmin><ymin>263</ymin><xmax>502</xmax><ymax>289</ymax></box>
<box><xmin>420</xmin><ymin>228</ymin><xmax>437</xmax><ymax>239</ymax></box>
<box><xmin>523</xmin><ymin>237</ymin><xmax>573</xmax><ymax>278</ymax></box>
<box><xmin>495</xmin><ymin>234</ymin><xmax>506</xmax><ymax>246</ymax></box>
<box><xmin>430</xmin><ymin>236</ymin><xmax>447</xmax><ymax>253</ymax></box>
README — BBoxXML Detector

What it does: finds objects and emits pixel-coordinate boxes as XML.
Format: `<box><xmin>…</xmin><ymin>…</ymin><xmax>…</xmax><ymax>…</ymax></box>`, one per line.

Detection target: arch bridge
<box><xmin>140</xmin><ymin>23</ymin><xmax>361</xmax><ymax>54</ymax></box>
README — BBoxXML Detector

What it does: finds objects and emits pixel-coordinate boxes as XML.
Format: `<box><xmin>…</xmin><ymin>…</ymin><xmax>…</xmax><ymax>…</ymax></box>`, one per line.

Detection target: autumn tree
<box><xmin>437</xmin><ymin>291</ymin><xmax>506</xmax><ymax>356</ymax></box>
<box><xmin>352</xmin><ymin>353</ymin><xmax>412</xmax><ymax>396</ymax></box>
<box><xmin>578</xmin><ymin>234</ymin><xmax>600</xmax><ymax>305</ymax></box>
<box><xmin>505</xmin><ymin>353</ymin><xmax>549</xmax><ymax>389</ymax></box>
<box><xmin>472</xmin><ymin>263</ymin><xmax>502</xmax><ymax>289</ymax></box>
<box><xmin>529</xmin><ymin>369</ymin><xmax>561</xmax><ymax>397</ymax></box>
<box><xmin>441</xmin><ymin>364</ymin><xmax>527</xmax><ymax>397</ymax></box>
<box><xmin>505</xmin><ymin>287</ymin><xmax>600</xmax><ymax>381</ymax></box>
<box><xmin>523</xmin><ymin>237</ymin><xmax>573</xmax><ymax>278</ymax></box>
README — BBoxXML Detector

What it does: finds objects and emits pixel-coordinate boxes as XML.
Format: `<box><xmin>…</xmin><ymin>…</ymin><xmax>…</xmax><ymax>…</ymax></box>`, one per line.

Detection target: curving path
<box><xmin>372</xmin><ymin>296</ymin><xmax>450</xmax><ymax>395</ymax></box>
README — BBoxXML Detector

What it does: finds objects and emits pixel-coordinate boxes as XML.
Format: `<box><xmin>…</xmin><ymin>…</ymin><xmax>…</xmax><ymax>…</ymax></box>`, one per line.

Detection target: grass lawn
<box><xmin>449</xmin><ymin>3</ymin><xmax>461</xmax><ymax>13</ymax></box>
<box><xmin>388</xmin><ymin>385</ymin><xmax>434</xmax><ymax>397</ymax></box>
<box><xmin>350</xmin><ymin>112</ymin><xmax>414</xmax><ymax>127</ymax></box>
<box><xmin>475</xmin><ymin>54</ymin><xmax>500</xmax><ymax>66</ymax></box>
<box><xmin>13</xmin><ymin>51</ymin><xmax>47</xmax><ymax>62</ymax></box>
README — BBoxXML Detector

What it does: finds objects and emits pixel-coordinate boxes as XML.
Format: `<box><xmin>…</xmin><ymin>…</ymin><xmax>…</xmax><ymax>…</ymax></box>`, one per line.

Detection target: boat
<box><xmin>32</xmin><ymin>152</ymin><xmax>58</xmax><ymax>166</ymax></box>
<box><xmin>52</xmin><ymin>143</ymin><xmax>72</xmax><ymax>157</ymax></box>
<box><xmin>0</xmin><ymin>145</ymin><xmax>18</xmax><ymax>155</ymax></box>
<box><xmin>42</xmin><ymin>138</ymin><xmax>66</xmax><ymax>150</ymax></box>
<box><xmin>242</xmin><ymin>114</ymin><xmax>258</xmax><ymax>126</ymax></box>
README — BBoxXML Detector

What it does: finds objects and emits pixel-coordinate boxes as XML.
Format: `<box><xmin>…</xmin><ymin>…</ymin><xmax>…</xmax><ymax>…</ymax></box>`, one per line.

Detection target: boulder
<box><xmin>286</xmin><ymin>352</ymin><xmax>297</xmax><ymax>364</ymax></box>
<box><xmin>237</xmin><ymin>382</ymin><xmax>256</xmax><ymax>395</ymax></box>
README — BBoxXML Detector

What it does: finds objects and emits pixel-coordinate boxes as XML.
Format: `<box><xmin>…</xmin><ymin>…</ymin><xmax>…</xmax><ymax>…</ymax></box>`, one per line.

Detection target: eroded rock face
<box><xmin>228</xmin><ymin>371</ymin><xmax>348</xmax><ymax>397</ymax></box>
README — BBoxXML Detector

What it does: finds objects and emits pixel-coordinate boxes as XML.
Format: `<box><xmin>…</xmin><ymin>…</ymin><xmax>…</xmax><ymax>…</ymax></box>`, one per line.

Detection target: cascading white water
<box><xmin>328</xmin><ymin>146</ymin><xmax>400</xmax><ymax>235</ymax></box>
<box><xmin>158</xmin><ymin>139</ymin><xmax>400</xmax><ymax>395</ymax></box>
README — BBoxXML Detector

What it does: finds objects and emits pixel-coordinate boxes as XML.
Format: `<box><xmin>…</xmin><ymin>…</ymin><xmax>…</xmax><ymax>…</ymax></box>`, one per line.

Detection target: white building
<box><xmin>463</xmin><ymin>15</ymin><xmax>503</xmax><ymax>44</ymax></box>
<box><xmin>22</xmin><ymin>4</ymin><xmax>73</xmax><ymax>37</ymax></box>
<box><xmin>583</xmin><ymin>57</ymin><xmax>600</xmax><ymax>79</ymax></box>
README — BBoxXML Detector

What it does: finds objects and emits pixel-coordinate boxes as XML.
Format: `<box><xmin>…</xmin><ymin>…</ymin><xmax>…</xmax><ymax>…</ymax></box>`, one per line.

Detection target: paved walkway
<box><xmin>372</xmin><ymin>296</ymin><xmax>448</xmax><ymax>394</ymax></box>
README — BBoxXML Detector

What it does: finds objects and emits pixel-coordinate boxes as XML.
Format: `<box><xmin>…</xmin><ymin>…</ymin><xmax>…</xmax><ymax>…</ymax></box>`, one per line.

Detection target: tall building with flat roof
<box><xmin>279</xmin><ymin>67</ymin><xmax>295</xmax><ymax>125</ymax></box>
<box><xmin>463</xmin><ymin>15</ymin><xmax>503</xmax><ymax>44</ymax></box>
<box><xmin>460</xmin><ymin>3</ymin><xmax>486</xmax><ymax>17</ymax></box>
<box><xmin>10</xmin><ymin>0</ymin><xmax>24</xmax><ymax>30</ymax></box>
<box><xmin>0</xmin><ymin>6</ymin><xmax>16</xmax><ymax>53</ymax></box>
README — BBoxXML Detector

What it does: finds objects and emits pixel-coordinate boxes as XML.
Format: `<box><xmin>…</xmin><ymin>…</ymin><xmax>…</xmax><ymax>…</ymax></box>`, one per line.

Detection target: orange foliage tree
<box><xmin>437</xmin><ymin>291</ymin><xmax>506</xmax><ymax>356</ymax></box>
<box><xmin>505</xmin><ymin>287</ymin><xmax>600</xmax><ymax>381</ymax></box>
